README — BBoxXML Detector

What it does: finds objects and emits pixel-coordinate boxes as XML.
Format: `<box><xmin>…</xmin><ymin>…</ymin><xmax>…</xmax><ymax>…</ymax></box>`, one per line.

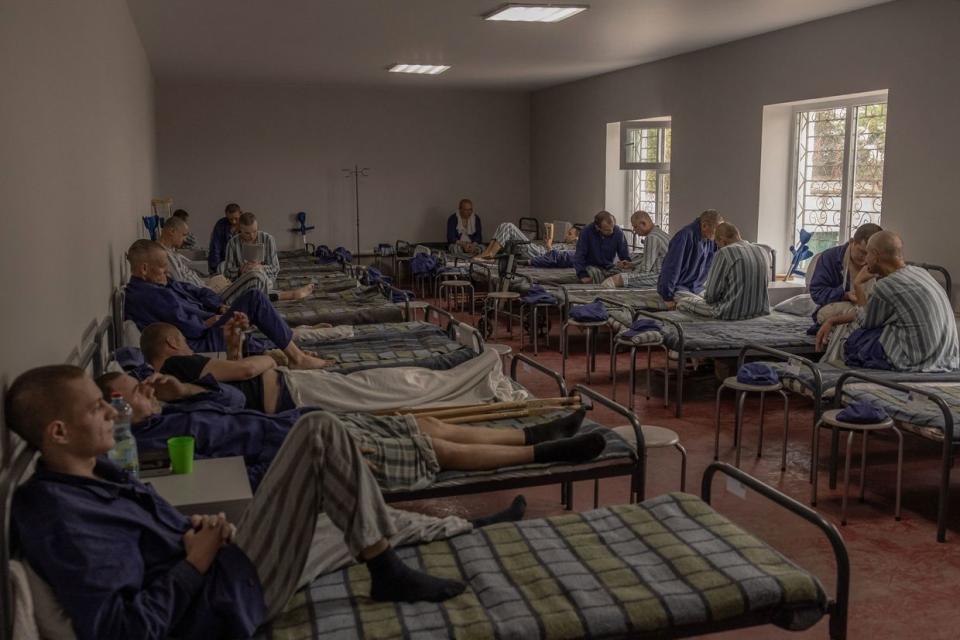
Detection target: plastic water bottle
<box><xmin>108</xmin><ymin>392</ymin><xmax>140</xmax><ymax>479</ymax></box>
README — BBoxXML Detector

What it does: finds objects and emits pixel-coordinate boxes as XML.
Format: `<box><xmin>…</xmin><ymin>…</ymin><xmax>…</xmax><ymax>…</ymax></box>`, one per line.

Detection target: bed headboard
<box><xmin>908</xmin><ymin>262</ymin><xmax>953</xmax><ymax>305</ymax></box>
<box><xmin>0</xmin><ymin>314</ymin><xmax>113</xmax><ymax>639</ymax></box>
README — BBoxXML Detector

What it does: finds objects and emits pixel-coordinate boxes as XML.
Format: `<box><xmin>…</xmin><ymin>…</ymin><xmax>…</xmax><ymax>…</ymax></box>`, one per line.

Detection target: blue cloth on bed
<box><xmin>124</xmin><ymin>278</ymin><xmax>286</xmax><ymax>355</ymax></box>
<box><xmin>391</xmin><ymin>289</ymin><xmax>415</xmax><ymax>303</ymax></box>
<box><xmin>315</xmin><ymin>245</ymin><xmax>337</xmax><ymax>264</ymax></box>
<box><xmin>334</xmin><ymin>246</ymin><xmax>352</xmax><ymax>264</ymax></box>
<box><xmin>837</xmin><ymin>401</ymin><xmax>889</xmax><ymax>424</ymax></box>
<box><xmin>410</xmin><ymin>253</ymin><xmax>438</xmax><ymax>276</ymax></box>
<box><xmin>530</xmin><ymin>249</ymin><xmax>574</xmax><ymax>268</ymax></box>
<box><xmin>569</xmin><ymin>301</ymin><xmax>608</xmax><ymax>322</ymax></box>
<box><xmin>737</xmin><ymin>363</ymin><xmax>779</xmax><ymax>386</ymax></box>
<box><xmin>844</xmin><ymin>326</ymin><xmax>893</xmax><ymax>370</ymax></box>
<box><xmin>623</xmin><ymin>318</ymin><xmax>663</xmax><ymax>337</ymax></box>
<box><xmin>520</xmin><ymin>284</ymin><xmax>558</xmax><ymax>305</ymax></box>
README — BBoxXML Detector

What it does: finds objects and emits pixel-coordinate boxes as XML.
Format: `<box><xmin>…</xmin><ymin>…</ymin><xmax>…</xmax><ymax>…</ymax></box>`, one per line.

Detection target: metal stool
<box><xmin>561</xmin><ymin>319</ymin><xmax>612</xmax><ymax>384</ymax></box>
<box><xmin>520</xmin><ymin>301</ymin><xmax>559</xmax><ymax>354</ymax></box>
<box><xmin>714</xmin><ymin>376</ymin><xmax>790</xmax><ymax>469</ymax></box>
<box><xmin>613</xmin><ymin>424</ymin><xmax>688</xmax><ymax>491</ymax></box>
<box><xmin>438</xmin><ymin>280</ymin><xmax>474</xmax><ymax>315</ymax></box>
<box><xmin>483</xmin><ymin>291</ymin><xmax>521</xmax><ymax>340</ymax></box>
<box><xmin>611</xmin><ymin>338</ymin><xmax>670</xmax><ymax>410</ymax></box>
<box><xmin>486</xmin><ymin>343</ymin><xmax>513</xmax><ymax>373</ymax></box>
<box><xmin>812</xmin><ymin>409</ymin><xmax>903</xmax><ymax>525</ymax></box>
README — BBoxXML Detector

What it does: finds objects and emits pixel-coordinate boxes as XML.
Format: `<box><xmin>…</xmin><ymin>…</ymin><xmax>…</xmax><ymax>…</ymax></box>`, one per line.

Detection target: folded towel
<box><xmin>623</xmin><ymin>318</ymin><xmax>663</xmax><ymax>338</ymax></box>
<box><xmin>837</xmin><ymin>401</ymin><xmax>889</xmax><ymax>424</ymax></box>
<box><xmin>520</xmin><ymin>284</ymin><xmax>558</xmax><ymax>305</ymax></box>
<box><xmin>569</xmin><ymin>300</ymin><xmax>608</xmax><ymax>322</ymax></box>
<box><xmin>736</xmin><ymin>363</ymin><xmax>779</xmax><ymax>386</ymax></box>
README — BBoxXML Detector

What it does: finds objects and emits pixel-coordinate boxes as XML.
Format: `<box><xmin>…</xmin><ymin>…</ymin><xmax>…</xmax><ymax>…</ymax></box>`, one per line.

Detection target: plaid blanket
<box><xmin>257</xmin><ymin>494</ymin><xmax>828</xmax><ymax>639</ymax></box>
<box><xmin>299</xmin><ymin>322</ymin><xmax>478</xmax><ymax>374</ymax></box>
<box><xmin>767</xmin><ymin>361</ymin><xmax>960</xmax><ymax>399</ymax></box>
<box><xmin>275</xmin><ymin>286</ymin><xmax>404</xmax><ymax>326</ymax></box>
<box><xmin>274</xmin><ymin>272</ymin><xmax>358</xmax><ymax>291</ymax></box>
<box><xmin>841</xmin><ymin>382</ymin><xmax>960</xmax><ymax>439</ymax></box>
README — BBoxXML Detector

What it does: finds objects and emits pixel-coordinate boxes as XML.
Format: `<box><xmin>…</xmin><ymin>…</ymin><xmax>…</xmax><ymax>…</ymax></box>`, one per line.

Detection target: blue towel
<box><xmin>334</xmin><ymin>246</ymin><xmax>353</xmax><ymax>264</ymax></box>
<box><xmin>569</xmin><ymin>301</ymin><xmax>608</xmax><ymax>322</ymax></box>
<box><xmin>736</xmin><ymin>363</ymin><xmax>779</xmax><ymax>386</ymax></box>
<box><xmin>410</xmin><ymin>253</ymin><xmax>438</xmax><ymax>276</ymax></box>
<box><xmin>530</xmin><ymin>249</ymin><xmax>574</xmax><ymax>269</ymax></box>
<box><xmin>623</xmin><ymin>319</ymin><xmax>663</xmax><ymax>338</ymax></box>
<box><xmin>837</xmin><ymin>401</ymin><xmax>889</xmax><ymax>424</ymax></box>
<box><xmin>844</xmin><ymin>327</ymin><xmax>893</xmax><ymax>370</ymax></box>
<box><xmin>520</xmin><ymin>284</ymin><xmax>558</xmax><ymax>305</ymax></box>
<box><xmin>315</xmin><ymin>244</ymin><xmax>337</xmax><ymax>264</ymax></box>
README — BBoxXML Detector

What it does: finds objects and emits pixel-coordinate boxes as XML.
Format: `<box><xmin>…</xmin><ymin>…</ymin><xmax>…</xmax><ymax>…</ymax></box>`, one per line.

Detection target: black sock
<box><xmin>470</xmin><ymin>495</ymin><xmax>527</xmax><ymax>528</ymax></box>
<box><xmin>533</xmin><ymin>432</ymin><xmax>606</xmax><ymax>464</ymax></box>
<box><xmin>523</xmin><ymin>408</ymin><xmax>587</xmax><ymax>445</ymax></box>
<box><xmin>367</xmin><ymin>547</ymin><xmax>465</xmax><ymax>603</ymax></box>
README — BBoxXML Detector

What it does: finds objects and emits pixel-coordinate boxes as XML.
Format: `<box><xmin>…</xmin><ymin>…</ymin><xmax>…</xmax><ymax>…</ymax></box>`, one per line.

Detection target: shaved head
<box><xmin>5</xmin><ymin>365</ymin><xmax>88</xmax><ymax>449</ymax></box>
<box><xmin>865</xmin><ymin>230</ymin><xmax>905</xmax><ymax>276</ymax></box>
<box><xmin>140</xmin><ymin>322</ymin><xmax>187</xmax><ymax>364</ymax></box>
<box><xmin>715</xmin><ymin>222</ymin><xmax>741</xmax><ymax>247</ymax></box>
<box><xmin>162</xmin><ymin>215</ymin><xmax>188</xmax><ymax>233</ymax></box>
<box><xmin>126</xmin><ymin>239</ymin><xmax>165</xmax><ymax>268</ymax></box>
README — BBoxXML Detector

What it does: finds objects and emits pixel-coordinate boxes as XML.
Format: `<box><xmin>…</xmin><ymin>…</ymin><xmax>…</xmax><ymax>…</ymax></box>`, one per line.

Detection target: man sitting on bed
<box><xmin>601</xmin><ymin>210</ymin><xmax>671</xmax><ymax>289</ymax></box>
<box><xmin>124</xmin><ymin>239</ymin><xmax>330</xmax><ymax>369</ymax></box>
<box><xmin>573</xmin><ymin>211</ymin><xmax>633</xmax><ymax>284</ymax></box>
<box><xmin>675</xmin><ymin>222</ymin><xmax>770</xmax><ymax>321</ymax></box>
<box><xmin>97</xmin><ymin>370</ymin><xmax>600</xmax><ymax>494</ymax></box>
<box><xmin>809</xmin><ymin>222</ymin><xmax>883</xmax><ymax>324</ymax></box>
<box><xmin>7</xmin><ymin>365</ymin><xmax>548</xmax><ymax>639</ymax></box>
<box><xmin>473</xmin><ymin>221</ymin><xmax>579</xmax><ymax>261</ymax></box>
<box><xmin>656</xmin><ymin>209</ymin><xmax>721</xmax><ymax>309</ymax></box>
<box><xmin>816</xmin><ymin>230</ymin><xmax>959</xmax><ymax>372</ymax></box>
<box><xmin>222</xmin><ymin>212</ymin><xmax>283</xmax><ymax>288</ymax></box>
<box><xmin>207</xmin><ymin>202</ymin><xmax>241</xmax><ymax>274</ymax></box>
<box><xmin>170</xmin><ymin>208</ymin><xmax>198</xmax><ymax>249</ymax></box>
<box><xmin>160</xmin><ymin>215</ymin><xmax>314</xmax><ymax>304</ymax></box>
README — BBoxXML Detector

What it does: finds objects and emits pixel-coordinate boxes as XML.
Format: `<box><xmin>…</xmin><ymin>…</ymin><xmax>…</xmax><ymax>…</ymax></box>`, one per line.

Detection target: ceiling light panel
<box><xmin>388</xmin><ymin>64</ymin><xmax>451</xmax><ymax>75</ymax></box>
<box><xmin>484</xmin><ymin>4</ymin><xmax>588</xmax><ymax>23</ymax></box>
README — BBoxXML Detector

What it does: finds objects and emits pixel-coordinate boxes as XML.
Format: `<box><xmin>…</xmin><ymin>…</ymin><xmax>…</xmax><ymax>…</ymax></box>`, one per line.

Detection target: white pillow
<box><xmin>773</xmin><ymin>294</ymin><xmax>817</xmax><ymax>317</ymax></box>
<box><xmin>18</xmin><ymin>560</ymin><xmax>77</xmax><ymax>639</ymax></box>
<box><xmin>122</xmin><ymin>320</ymin><xmax>142</xmax><ymax>350</ymax></box>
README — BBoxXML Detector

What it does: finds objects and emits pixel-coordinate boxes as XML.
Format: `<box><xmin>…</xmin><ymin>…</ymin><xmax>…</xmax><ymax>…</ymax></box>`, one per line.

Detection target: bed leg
<box><xmin>937</xmin><ymin>440</ymin><xmax>953</xmax><ymax>542</ymax></box>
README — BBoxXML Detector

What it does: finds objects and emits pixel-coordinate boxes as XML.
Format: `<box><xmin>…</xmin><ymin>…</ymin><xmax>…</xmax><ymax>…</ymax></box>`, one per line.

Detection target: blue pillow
<box><xmin>623</xmin><ymin>319</ymin><xmax>662</xmax><ymax>338</ymax></box>
<box><xmin>837</xmin><ymin>402</ymin><xmax>889</xmax><ymax>424</ymax></box>
<box><xmin>569</xmin><ymin>301</ymin><xmax>608</xmax><ymax>322</ymax></box>
<box><xmin>736</xmin><ymin>363</ymin><xmax>779</xmax><ymax>386</ymax></box>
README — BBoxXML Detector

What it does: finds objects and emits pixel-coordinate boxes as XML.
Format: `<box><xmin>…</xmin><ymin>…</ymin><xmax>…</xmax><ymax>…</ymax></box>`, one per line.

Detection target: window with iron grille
<box><xmin>621</xmin><ymin>121</ymin><xmax>671</xmax><ymax>232</ymax></box>
<box><xmin>791</xmin><ymin>99</ymin><xmax>887</xmax><ymax>256</ymax></box>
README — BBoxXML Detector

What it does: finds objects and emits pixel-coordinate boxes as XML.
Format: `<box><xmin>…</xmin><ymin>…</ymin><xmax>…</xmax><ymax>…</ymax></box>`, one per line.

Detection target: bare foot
<box><xmin>294</xmin><ymin>283</ymin><xmax>315</xmax><ymax>300</ymax></box>
<box><xmin>288</xmin><ymin>352</ymin><xmax>334</xmax><ymax>370</ymax></box>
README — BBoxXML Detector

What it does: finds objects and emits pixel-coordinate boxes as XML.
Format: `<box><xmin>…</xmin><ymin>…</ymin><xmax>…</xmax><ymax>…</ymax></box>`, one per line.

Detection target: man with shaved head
<box><xmin>123</xmin><ymin>239</ymin><xmax>329</xmax><ymax>369</ymax></box>
<box><xmin>817</xmin><ymin>230</ymin><xmax>959</xmax><ymax>371</ymax></box>
<box><xmin>655</xmin><ymin>209</ymin><xmax>722</xmax><ymax>308</ymax></box>
<box><xmin>601</xmin><ymin>210</ymin><xmax>671</xmax><ymax>288</ymax></box>
<box><xmin>675</xmin><ymin>222</ymin><xmax>770</xmax><ymax>320</ymax></box>
<box><xmin>573</xmin><ymin>211</ymin><xmax>633</xmax><ymax>284</ymax></box>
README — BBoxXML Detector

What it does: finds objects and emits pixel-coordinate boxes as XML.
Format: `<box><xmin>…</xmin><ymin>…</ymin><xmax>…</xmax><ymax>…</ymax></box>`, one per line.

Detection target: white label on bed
<box><xmin>726</xmin><ymin>477</ymin><xmax>747</xmax><ymax>499</ymax></box>
<box><xmin>786</xmin><ymin>358</ymin><xmax>801</xmax><ymax>375</ymax></box>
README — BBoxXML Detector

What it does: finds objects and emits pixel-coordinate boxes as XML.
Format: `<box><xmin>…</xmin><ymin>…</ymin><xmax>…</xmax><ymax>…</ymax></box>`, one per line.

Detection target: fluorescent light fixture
<box><xmin>388</xmin><ymin>64</ymin><xmax>450</xmax><ymax>75</ymax></box>
<box><xmin>484</xmin><ymin>3</ymin><xmax>587</xmax><ymax>22</ymax></box>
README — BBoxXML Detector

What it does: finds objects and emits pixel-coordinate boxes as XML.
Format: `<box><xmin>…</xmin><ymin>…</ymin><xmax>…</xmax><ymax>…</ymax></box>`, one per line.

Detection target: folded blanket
<box><xmin>737</xmin><ymin>362</ymin><xmax>779</xmax><ymax>386</ymax></box>
<box><xmin>623</xmin><ymin>318</ymin><xmax>662</xmax><ymax>338</ymax></box>
<box><xmin>520</xmin><ymin>284</ymin><xmax>558</xmax><ymax>305</ymax></box>
<box><xmin>569</xmin><ymin>300</ymin><xmax>608</xmax><ymax>322</ymax></box>
<box><xmin>837</xmin><ymin>401</ymin><xmax>889</xmax><ymax>424</ymax></box>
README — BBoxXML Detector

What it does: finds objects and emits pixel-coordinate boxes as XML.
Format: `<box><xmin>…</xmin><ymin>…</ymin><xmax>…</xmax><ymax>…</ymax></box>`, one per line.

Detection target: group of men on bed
<box><xmin>9</xmin><ymin>202</ymin><xmax>959</xmax><ymax>638</ymax></box>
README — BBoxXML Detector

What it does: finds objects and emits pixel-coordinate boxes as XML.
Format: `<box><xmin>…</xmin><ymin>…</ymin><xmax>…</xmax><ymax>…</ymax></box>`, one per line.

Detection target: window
<box><xmin>621</xmin><ymin>120</ymin><xmax>671</xmax><ymax>232</ymax></box>
<box><xmin>791</xmin><ymin>99</ymin><xmax>887</xmax><ymax>255</ymax></box>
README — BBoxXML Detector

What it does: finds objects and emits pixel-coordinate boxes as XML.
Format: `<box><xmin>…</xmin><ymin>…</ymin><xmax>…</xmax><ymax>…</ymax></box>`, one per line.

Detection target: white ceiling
<box><xmin>127</xmin><ymin>0</ymin><xmax>892</xmax><ymax>90</ymax></box>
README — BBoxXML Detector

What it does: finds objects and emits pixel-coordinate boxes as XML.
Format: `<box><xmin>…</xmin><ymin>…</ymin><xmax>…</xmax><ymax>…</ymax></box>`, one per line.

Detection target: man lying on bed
<box><xmin>808</xmin><ymin>222</ymin><xmax>883</xmax><ymax>326</ymax></box>
<box><xmin>124</xmin><ymin>239</ymin><xmax>330</xmax><ymax>369</ymax></box>
<box><xmin>7</xmin><ymin>366</ymin><xmax>547</xmax><ymax>640</ymax></box>
<box><xmin>816</xmin><ymin>230</ymin><xmax>959</xmax><ymax>371</ymax></box>
<box><xmin>601</xmin><ymin>210</ymin><xmax>671</xmax><ymax>289</ymax></box>
<box><xmin>573</xmin><ymin>211</ymin><xmax>633</xmax><ymax>284</ymax></box>
<box><xmin>160</xmin><ymin>215</ymin><xmax>314</xmax><ymax>304</ymax></box>
<box><xmin>473</xmin><ymin>221</ymin><xmax>580</xmax><ymax>261</ymax></box>
<box><xmin>674</xmin><ymin>222</ymin><xmax>770</xmax><ymax>320</ymax></box>
<box><xmin>97</xmin><ymin>370</ymin><xmax>601</xmax><ymax>493</ymax></box>
<box><xmin>655</xmin><ymin>209</ymin><xmax>721</xmax><ymax>309</ymax></box>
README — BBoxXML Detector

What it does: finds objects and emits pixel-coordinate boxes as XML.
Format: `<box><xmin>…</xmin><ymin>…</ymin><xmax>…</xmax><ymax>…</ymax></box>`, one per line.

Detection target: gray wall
<box><xmin>531</xmin><ymin>0</ymin><xmax>960</xmax><ymax>297</ymax></box>
<box><xmin>156</xmin><ymin>82</ymin><xmax>531</xmax><ymax>252</ymax></box>
<box><xmin>0</xmin><ymin>0</ymin><xmax>156</xmax><ymax>383</ymax></box>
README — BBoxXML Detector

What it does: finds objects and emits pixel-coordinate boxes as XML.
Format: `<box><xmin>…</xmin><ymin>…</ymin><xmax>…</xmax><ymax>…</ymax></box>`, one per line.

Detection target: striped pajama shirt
<box><xmin>851</xmin><ymin>265</ymin><xmax>959</xmax><ymax>372</ymax></box>
<box><xmin>164</xmin><ymin>245</ymin><xmax>271</xmax><ymax>304</ymax></box>
<box><xmin>622</xmin><ymin>226</ymin><xmax>670</xmax><ymax>288</ymax></box>
<box><xmin>676</xmin><ymin>240</ymin><xmax>770</xmax><ymax>320</ymax></box>
<box><xmin>224</xmin><ymin>230</ymin><xmax>281</xmax><ymax>287</ymax></box>
<box><xmin>232</xmin><ymin>410</ymin><xmax>463</xmax><ymax>619</ymax></box>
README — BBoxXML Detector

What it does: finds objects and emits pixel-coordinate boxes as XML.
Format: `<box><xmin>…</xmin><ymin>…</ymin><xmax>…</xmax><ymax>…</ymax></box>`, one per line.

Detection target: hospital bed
<box><xmin>0</xmin><ymin>316</ymin><xmax>850</xmax><ymax>639</ymax></box>
<box><xmin>275</xmin><ymin>283</ymin><xmax>407</xmax><ymax>326</ymax></box>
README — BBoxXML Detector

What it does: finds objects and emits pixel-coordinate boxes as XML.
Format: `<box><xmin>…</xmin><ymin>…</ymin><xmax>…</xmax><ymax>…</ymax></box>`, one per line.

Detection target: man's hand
<box><xmin>218</xmin><ymin>304</ymin><xmax>230</xmax><ymax>314</ymax></box>
<box><xmin>579</xmin><ymin>276</ymin><xmax>593</xmax><ymax>284</ymax></box>
<box><xmin>223</xmin><ymin>314</ymin><xmax>250</xmax><ymax>358</ymax></box>
<box><xmin>664</xmin><ymin>301</ymin><xmax>677</xmax><ymax>310</ymax></box>
<box><xmin>815</xmin><ymin>319</ymin><xmax>834</xmax><ymax>351</ymax></box>
<box><xmin>615</xmin><ymin>260</ymin><xmax>633</xmax><ymax>270</ymax></box>
<box><xmin>854</xmin><ymin>264</ymin><xmax>875</xmax><ymax>285</ymax></box>
<box><xmin>845</xmin><ymin>291</ymin><xmax>859</xmax><ymax>304</ymax></box>
<box><xmin>184</xmin><ymin>513</ymin><xmax>229</xmax><ymax>574</ymax></box>
<box><xmin>142</xmin><ymin>373</ymin><xmax>195</xmax><ymax>402</ymax></box>
<box><xmin>203</xmin><ymin>315</ymin><xmax>222</xmax><ymax>328</ymax></box>
<box><xmin>240</xmin><ymin>261</ymin><xmax>263</xmax><ymax>275</ymax></box>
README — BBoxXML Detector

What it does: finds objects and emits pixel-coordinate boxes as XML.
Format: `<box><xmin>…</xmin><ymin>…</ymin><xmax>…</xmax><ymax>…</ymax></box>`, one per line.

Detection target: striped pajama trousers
<box><xmin>492</xmin><ymin>223</ymin><xmax>546</xmax><ymax>259</ymax></box>
<box><xmin>232</xmin><ymin>411</ymin><xmax>402</xmax><ymax>618</ymax></box>
<box><xmin>207</xmin><ymin>270</ymin><xmax>272</xmax><ymax>305</ymax></box>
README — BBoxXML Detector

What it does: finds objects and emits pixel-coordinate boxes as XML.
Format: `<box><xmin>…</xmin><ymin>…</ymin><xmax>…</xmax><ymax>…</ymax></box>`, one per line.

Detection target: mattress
<box><xmin>614</xmin><ymin>311</ymin><xmax>816</xmax><ymax>353</ymax></box>
<box><xmin>273</xmin><ymin>272</ymin><xmax>358</xmax><ymax>291</ymax></box>
<box><xmin>840</xmin><ymin>381</ymin><xmax>960</xmax><ymax>440</ymax></box>
<box><xmin>256</xmin><ymin>494</ymin><xmax>828</xmax><ymax>639</ymax></box>
<box><xmin>275</xmin><ymin>286</ymin><xmax>404</xmax><ymax>326</ymax></box>
<box><xmin>767</xmin><ymin>361</ymin><xmax>960</xmax><ymax>399</ymax></box>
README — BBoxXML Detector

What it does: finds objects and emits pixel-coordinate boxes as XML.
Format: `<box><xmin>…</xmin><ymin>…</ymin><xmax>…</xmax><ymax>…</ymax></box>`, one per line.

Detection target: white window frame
<box><xmin>788</xmin><ymin>93</ymin><xmax>887</xmax><ymax>247</ymax></box>
<box><xmin>620</xmin><ymin>119</ymin><xmax>671</xmax><ymax>232</ymax></box>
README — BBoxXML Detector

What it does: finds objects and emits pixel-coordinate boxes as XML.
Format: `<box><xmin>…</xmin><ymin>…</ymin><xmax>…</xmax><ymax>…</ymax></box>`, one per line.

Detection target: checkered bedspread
<box><xmin>256</xmin><ymin>494</ymin><xmax>828</xmax><ymax>639</ymax></box>
<box><xmin>275</xmin><ymin>286</ymin><xmax>404</xmax><ymax>326</ymax></box>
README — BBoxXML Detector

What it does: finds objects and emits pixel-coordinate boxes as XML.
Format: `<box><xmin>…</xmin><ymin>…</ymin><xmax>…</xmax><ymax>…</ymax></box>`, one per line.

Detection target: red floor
<box><xmin>396</xmin><ymin>299</ymin><xmax>960</xmax><ymax>639</ymax></box>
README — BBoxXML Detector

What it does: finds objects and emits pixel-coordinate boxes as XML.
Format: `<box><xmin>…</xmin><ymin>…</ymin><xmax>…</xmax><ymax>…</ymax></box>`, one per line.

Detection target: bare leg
<box><xmin>284</xmin><ymin>341</ymin><xmax>334</xmax><ymax>369</ymax></box>
<box><xmin>431</xmin><ymin>437</ymin><xmax>534</xmax><ymax>470</ymax></box>
<box><xmin>475</xmin><ymin>240</ymin><xmax>502</xmax><ymax>260</ymax></box>
<box><xmin>417</xmin><ymin>416</ymin><xmax>525</xmax><ymax>445</ymax></box>
<box><xmin>276</xmin><ymin>283</ymin><xmax>315</xmax><ymax>301</ymax></box>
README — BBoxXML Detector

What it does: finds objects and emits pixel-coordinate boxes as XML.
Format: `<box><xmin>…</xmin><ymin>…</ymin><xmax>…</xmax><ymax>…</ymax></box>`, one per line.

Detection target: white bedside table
<box><xmin>146</xmin><ymin>456</ymin><xmax>252</xmax><ymax>523</ymax></box>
